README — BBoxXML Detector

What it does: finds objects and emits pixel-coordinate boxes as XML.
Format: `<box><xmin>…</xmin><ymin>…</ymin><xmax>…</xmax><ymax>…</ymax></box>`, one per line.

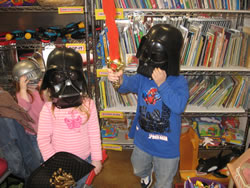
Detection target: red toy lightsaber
<box><xmin>103</xmin><ymin>0</ymin><xmax>125</xmax><ymax>89</ymax></box>
<box><xmin>84</xmin><ymin>149</ymin><xmax>108</xmax><ymax>187</ymax></box>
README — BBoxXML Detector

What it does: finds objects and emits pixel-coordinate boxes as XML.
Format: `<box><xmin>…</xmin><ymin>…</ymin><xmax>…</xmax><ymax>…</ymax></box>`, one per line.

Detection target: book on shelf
<box><xmin>209</xmin><ymin>24</ymin><xmax>225</xmax><ymax>68</ymax></box>
<box><xmin>232</xmin><ymin>77</ymin><xmax>247</xmax><ymax>108</ymax></box>
<box><xmin>193</xmin><ymin>35</ymin><xmax>205</xmax><ymax>67</ymax></box>
<box><xmin>228</xmin><ymin>29</ymin><xmax>241</xmax><ymax>66</ymax></box>
<box><xmin>223</xmin><ymin>76</ymin><xmax>238</xmax><ymax>108</ymax></box>
<box><xmin>100</xmin><ymin>79</ymin><xmax>107</xmax><ymax>109</ymax></box>
<box><xmin>197</xmin><ymin>34</ymin><xmax>209</xmax><ymax>67</ymax></box>
<box><xmin>125</xmin><ymin>53</ymin><xmax>139</xmax><ymax>68</ymax></box>
<box><xmin>220</xmin><ymin>86</ymin><xmax>233</xmax><ymax>107</ymax></box>
<box><xmin>97</xmin><ymin>31</ymin><xmax>106</xmax><ymax>66</ymax></box>
<box><xmin>196</xmin><ymin>77</ymin><xmax>225</xmax><ymax>106</ymax></box>
<box><xmin>187</xmin><ymin>23</ymin><xmax>203</xmax><ymax>66</ymax></box>
<box><xmin>219</xmin><ymin>30</ymin><xmax>232</xmax><ymax>67</ymax></box>
<box><xmin>216</xmin><ymin>76</ymin><xmax>234</xmax><ymax>107</ymax></box>
<box><xmin>156</xmin><ymin>0</ymin><xmax>164</xmax><ymax>8</ymax></box>
<box><xmin>201</xmin><ymin>77</ymin><xmax>226</xmax><ymax>106</ymax></box>
<box><xmin>206</xmin><ymin>30</ymin><xmax>218</xmax><ymax>67</ymax></box>
<box><xmin>98</xmin><ymin>0</ymin><xmax>246</xmax><ymax>9</ymax></box>
<box><xmin>234</xmin><ymin>32</ymin><xmax>243</xmax><ymax>66</ymax></box>
<box><xmin>203</xmin><ymin>31</ymin><xmax>214</xmax><ymax>67</ymax></box>
<box><xmin>243</xmin><ymin>80</ymin><xmax>250</xmax><ymax>109</ymax></box>
<box><xmin>218</xmin><ymin>36</ymin><xmax>228</xmax><ymax>68</ymax></box>
<box><xmin>188</xmin><ymin>79</ymin><xmax>207</xmax><ymax>105</ymax></box>
<box><xmin>189</xmin><ymin>76</ymin><xmax>203</xmax><ymax>95</ymax></box>
<box><xmin>223</xmin><ymin>29</ymin><xmax>235</xmax><ymax>67</ymax></box>
<box><xmin>99</xmin><ymin>80</ymin><xmax>104</xmax><ymax>109</ymax></box>
<box><xmin>222</xmin><ymin>76</ymin><xmax>236</xmax><ymax>108</ymax></box>
<box><xmin>183</xmin><ymin>31</ymin><xmax>194</xmax><ymax>66</ymax></box>
<box><xmin>239</xmin><ymin>32</ymin><xmax>248</xmax><ymax>67</ymax></box>
<box><xmin>179</xmin><ymin>25</ymin><xmax>189</xmax><ymax>65</ymax></box>
<box><xmin>235</xmin><ymin>78</ymin><xmax>247</xmax><ymax>108</ymax></box>
<box><xmin>205</xmin><ymin>76</ymin><xmax>234</xmax><ymax>107</ymax></box>
<box><xmin>128</xmin><ymin>27</ymin><xmax>137</xmax><ymax>53</ymax></box>
<box><xmin>229</xmin><ymin>76</ymin><xmax>243</xmax><ymax>108</ymax></box>
<box><xmin>150</xmin><ymin>0</ymin><xmax>158</xmax><ymax>8</ymax></box>
<box><xmin>188</xmin><ymin>76</ymin><xmax>214</xmax><ymax>105</ymax></box>
<box><xmin>242</xmin><ymin>27</ymin><xmax>250</xmax><ymax>68</ymax></box>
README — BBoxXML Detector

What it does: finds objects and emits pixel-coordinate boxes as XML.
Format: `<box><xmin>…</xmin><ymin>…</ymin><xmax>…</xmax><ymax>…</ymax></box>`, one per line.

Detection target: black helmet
<box><xmin>41</xmin><ymin>47</ymin><xmax>87</xmax><ymax>109</ymax></box>
<box><xmin>136</xmin><ymin>24</ymin><xmax>183</xmax><ymax>78</ymax></box>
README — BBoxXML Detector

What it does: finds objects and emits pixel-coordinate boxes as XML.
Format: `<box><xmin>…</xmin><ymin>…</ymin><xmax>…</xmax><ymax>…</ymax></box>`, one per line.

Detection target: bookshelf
<box><xmin>94</xmin><ymin>1</ymin><xmax>250</xmax><ymax>154</ymax></box>
<box><xmin>0</xmin><ymin>1</ymin><xmax>96</xmax><ymax>96</ymax></box>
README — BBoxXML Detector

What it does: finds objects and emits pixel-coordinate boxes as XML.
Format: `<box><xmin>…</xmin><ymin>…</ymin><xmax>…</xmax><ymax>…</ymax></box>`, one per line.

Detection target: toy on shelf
<box><xmin>101</xmin><ymin>124</ymin><xmax>118</xmax><ymax>140</ymax></box>
<box><xmin>221</xmin><ymin>117</ymin><xmax>240</xmax><ymax>129</ymax></box>
<box><xmin>35</xmin><ymin>27</ymin><xmax>58</xmax><ymax>43</ymax></box>
<box><xmin>5</xmin><ymin>30</ymin><xmax>25</xmax><ymax>41</ymax></box>
<box><xmin>65</xmin><ymin>22</ymin><xmax>85</xmax><ymax>34</ymax></box>
<box><xmin>0</xmin><ymin>0</ymin><xmax>36</xmax><ymax>7</ymax></box>
<box><xmin>24</xmin><ymin>29</ymin><xmax>36</xmax><ymax>40</ymax></box>
<box><xmin>222</xmin><ymin>127</ymin><xmax>244</xmax><ymax>146</ymax></box>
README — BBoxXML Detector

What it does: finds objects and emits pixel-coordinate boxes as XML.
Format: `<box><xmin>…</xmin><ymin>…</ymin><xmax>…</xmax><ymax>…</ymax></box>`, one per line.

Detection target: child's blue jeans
<box><xmin>26</xmin><ymin>134</ymin><xmax>44</xmax><ymax>164</ymax></box>
<box><xmin>131</xmin><ymin>145</ymin><xmax>179</xmax><ymax>188</ymax></box>
<box><xmin>75</xmin><ymin>155</ymin><xmax>92</xmax><ymax>188</ymax></box>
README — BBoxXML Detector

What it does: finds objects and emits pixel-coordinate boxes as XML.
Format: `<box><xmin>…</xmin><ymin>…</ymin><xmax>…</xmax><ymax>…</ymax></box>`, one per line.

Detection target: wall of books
<box><xmin>96</xmin><ymin>0</ymin><xmax>249</xmax><ymax>10</ymax></box>
<box><xmin>96</xmin><ymin>9</ymin><xmax>250</xmax><ymax>151</ymax></box>
<box><xmin>97</xmin><ymin>14</ymin><xmax>250</xmax><ymax>110</ymax></box>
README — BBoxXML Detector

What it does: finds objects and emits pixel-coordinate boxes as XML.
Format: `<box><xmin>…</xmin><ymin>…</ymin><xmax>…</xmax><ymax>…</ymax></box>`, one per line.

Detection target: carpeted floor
<box><xmin>92</xmin><ymin>149</ymin><xmax>183</xmax><ymax>188</ymax></box>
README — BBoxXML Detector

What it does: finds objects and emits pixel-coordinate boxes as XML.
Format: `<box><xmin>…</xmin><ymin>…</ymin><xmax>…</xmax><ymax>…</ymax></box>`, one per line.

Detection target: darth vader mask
<box><xmin>136</xmin><ymin>24</ymin><xmax>183</xmax><ymax>78</ymax></box>
<box><xmin>41</xmin><ymin>47</ymin><xmax>87</xmax><ymax>109</ymax></box>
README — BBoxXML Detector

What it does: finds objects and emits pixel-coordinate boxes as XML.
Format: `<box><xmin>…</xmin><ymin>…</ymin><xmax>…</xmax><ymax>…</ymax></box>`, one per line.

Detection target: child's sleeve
<box><xmin>87</xmin><ymin>100</ymin><xmax>102</xmax><ymax>161</ymax></box>
<box><xmin>118</xmin><ymin>74</ymin><xmax>141</xmax><ymax>94</ymax></box>
<box><xmin>158</xmin><ymin>76</ymin><xmax>189</xmax><ymax>114</ymax></box>
<box><xmin>16</xmin><ymin>92</ymin><xmax>31</xmax><ymax>111</ymax></box>
<box><xmin>37</xmin><ymin>103</ymin><xmax>56</xmax><ymax>161</ymax></box>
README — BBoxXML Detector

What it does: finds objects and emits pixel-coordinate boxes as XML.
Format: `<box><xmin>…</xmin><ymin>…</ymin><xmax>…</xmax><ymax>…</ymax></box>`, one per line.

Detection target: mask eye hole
<box><xmin>151</xmin><ymin>52</ymin><xmax>166</xmax><ymax>62</ymax></box>
<box><xmin>50</xmin><ymin>71</ymin><xmax>65</xmax><ymax>84</ymax></box>
<box><xmin>69</xmin><ymin>71</ymin><xmax>79</xmax><ymax>81</ymax></box>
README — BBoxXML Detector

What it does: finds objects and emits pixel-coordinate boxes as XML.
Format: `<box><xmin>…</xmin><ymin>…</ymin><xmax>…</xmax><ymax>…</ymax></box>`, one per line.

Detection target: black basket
<box><xmin>26</xmin><ymin>152</ymin><xmax>94</xmax><ymax>188</ymax></box>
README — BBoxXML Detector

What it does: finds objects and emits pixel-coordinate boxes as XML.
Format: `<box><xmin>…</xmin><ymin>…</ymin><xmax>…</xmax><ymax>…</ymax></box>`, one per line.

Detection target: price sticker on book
<box><xmin>95</xmin><ymin>8</ymin><xmax>124</xmax><ymax>20</ymax></box>
<box><xmin>58</xmin><ymin>6</ymin><xmax>84</xmax><ymax>14</ymax></box>
<box><xmin>100</xmin><ymin>111</ymin><xmax>124</xmax><ymax>119</ymax></box>
<box><xmin>97</xmin><ymin>69</ymin><xmax>108</xmax><ymax>77</ymax></box>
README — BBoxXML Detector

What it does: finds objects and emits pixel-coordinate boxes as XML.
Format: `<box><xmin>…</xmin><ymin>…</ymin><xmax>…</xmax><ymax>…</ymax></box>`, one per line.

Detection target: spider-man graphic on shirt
<box><xmin>142</xmin><ymin>88</ymin><xmax>160</xmax><ymax>105</ymax></box>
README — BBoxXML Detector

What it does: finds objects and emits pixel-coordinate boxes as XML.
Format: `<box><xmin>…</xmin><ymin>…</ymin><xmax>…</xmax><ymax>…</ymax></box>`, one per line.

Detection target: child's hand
<box><xmin>19</xmin><ymin>75</ymin><xmax>29</xmax><ymax>92</ymax></box>
<box><xmin>152</xmin><ymin>68</ymin><xmax>167</xmax><ymax>87</ymax></box>
<box><xmin>92</xmin><ymin>160</ymin><xmax>102</xmax><ymax>175</ymax></box>
<box><xmin>107</xmin><ymin>69</ymin><xmax>123</xmax><ymax>85</ymax></box>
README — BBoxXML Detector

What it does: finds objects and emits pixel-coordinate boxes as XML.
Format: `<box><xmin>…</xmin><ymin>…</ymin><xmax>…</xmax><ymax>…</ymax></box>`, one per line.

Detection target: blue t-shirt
<box><xmin>118</xmin><ymin>74</ymin><xmax>189</xmax><ymax>158</ymax></box>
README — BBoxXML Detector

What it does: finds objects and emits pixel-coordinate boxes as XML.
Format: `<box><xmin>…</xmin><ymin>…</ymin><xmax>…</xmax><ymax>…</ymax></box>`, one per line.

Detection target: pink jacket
<box><xmin>37</xmin><ymin>99</ymin><xmax>102</xmax><ymax>162</ymax></box>
<box><xmin>17</xmin><ymin>90</ymin><xmax>45</xmax><ymax>134</ymax></box>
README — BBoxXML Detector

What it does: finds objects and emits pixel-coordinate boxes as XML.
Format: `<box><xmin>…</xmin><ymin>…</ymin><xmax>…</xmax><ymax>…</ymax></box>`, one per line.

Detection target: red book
<box><xmin>150</xmin><ymin>0</ymin><xmax>158</xmax><ymax>8</ymax></box>
<box><xmin>208</xmin><ymin>31</ymin><xmax>218</xmax><ymax>67</ymax></box>
<box><xmin>203</xmin><ymin>34</ymin><xmax>213</xmax><ymax>67</ymax></box>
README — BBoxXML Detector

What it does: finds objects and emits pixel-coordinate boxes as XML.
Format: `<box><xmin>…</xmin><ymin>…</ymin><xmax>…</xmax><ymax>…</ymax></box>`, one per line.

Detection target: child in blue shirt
<box><xmin>108</xmin><ymin>24</ymin><xmax>189</xmax><ymax>188</ymax></box>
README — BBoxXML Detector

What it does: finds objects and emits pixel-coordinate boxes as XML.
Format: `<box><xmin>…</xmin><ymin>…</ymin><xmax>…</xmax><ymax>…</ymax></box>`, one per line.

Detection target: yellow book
<box><xmin>101</xmin><ymin>80</ymin><xmax>107</xmax><ymax>109</ymax></box>
<box><xmin>230</xmin><ymin>76</ymin><xmax>243</xmax><ymax>107</ymax></box>
<box><xmin>203</xmin><ymin>77</ymin><xmax>225</xmax><ymax>102</ymax></box>
<box><xmin>102</xmin><ymin>32</ymin><xmax>109</xmax><ymax>60</ymax></box>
